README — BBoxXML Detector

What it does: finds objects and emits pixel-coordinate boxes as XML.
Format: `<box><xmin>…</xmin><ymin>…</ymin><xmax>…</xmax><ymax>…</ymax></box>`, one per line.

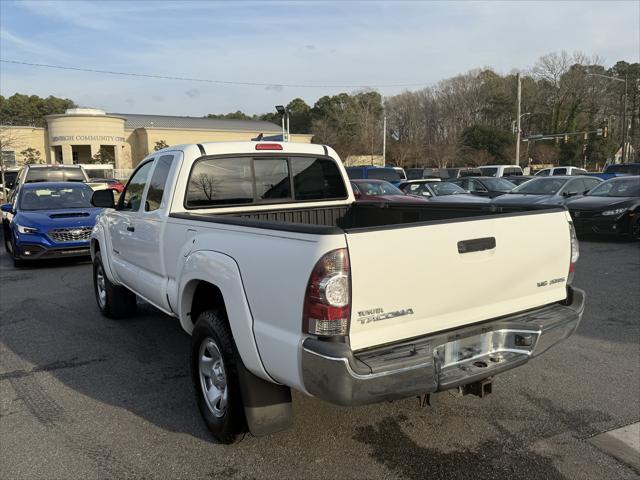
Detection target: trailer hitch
<box><xmin>461</xmin><ymin>377</ymin><xmax>493</xmax><ymax>398</ymax></box>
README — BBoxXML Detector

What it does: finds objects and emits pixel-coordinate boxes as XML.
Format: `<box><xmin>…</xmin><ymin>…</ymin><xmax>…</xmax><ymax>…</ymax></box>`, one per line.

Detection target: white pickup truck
<box><xmin>89</xmin><ymin>141</ymin><xmax>585</xmax><ymax>443</ymax></box>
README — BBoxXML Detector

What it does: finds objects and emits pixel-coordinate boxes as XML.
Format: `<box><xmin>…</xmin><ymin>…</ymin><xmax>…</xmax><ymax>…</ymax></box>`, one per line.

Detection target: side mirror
<box><xmin>1</xmin><ymin>203</ymin><xmax>13</xmax><ymax>213</ymax></box>
<box><xmin>91</xmin><ymin>189</ymin><xmax>115</xmax><ymax>208</ymax></box>
<box><xmin>353</xmin><ymin>191</ymin><xmax>361</xmax><ymax>199</ymax></box>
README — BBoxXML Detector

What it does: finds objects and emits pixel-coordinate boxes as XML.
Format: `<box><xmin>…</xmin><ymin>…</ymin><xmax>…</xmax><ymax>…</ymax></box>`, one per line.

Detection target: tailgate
<box><xmin>346</xmin><ymin>210</ymin><xmax>572</xmax><ymax>351</ymax></box>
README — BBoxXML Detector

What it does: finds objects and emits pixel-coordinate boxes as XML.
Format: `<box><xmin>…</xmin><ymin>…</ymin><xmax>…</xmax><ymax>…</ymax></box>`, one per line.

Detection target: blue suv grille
<box><xmin>48</xmin><ymin>227</ymin><xmax>92</xmax><ymax>243</ymax></box>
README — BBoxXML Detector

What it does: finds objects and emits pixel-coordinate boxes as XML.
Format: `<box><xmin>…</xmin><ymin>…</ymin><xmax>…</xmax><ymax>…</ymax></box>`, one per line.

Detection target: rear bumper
<box><xmin>301</xmin><ymin>287</ymin><xmax>585</xmax><ymax>406</ymax></box>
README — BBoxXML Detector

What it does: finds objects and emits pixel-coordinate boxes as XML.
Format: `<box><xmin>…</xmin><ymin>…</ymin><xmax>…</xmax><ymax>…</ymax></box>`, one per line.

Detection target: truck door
<box><xmin>131</xmin><ymin>153</ymin><xmax>178</xmax><ymax>309</ymax></box>
<box><xmin>108</xmin><ymin>160</ymin><xmax>153</xmax><ymax>288</ymax></box>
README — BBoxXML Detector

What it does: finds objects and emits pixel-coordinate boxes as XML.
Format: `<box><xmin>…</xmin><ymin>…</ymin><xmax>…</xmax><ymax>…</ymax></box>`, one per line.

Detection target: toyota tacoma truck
<box><xmin>89</xmin><ymin>141</ymin><xmax>585</xmax><ymax>443</ymax></box>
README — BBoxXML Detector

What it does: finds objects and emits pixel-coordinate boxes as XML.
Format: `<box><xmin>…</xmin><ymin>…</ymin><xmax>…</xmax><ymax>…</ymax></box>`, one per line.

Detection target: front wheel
<box><xmin>93</xmin><ymin>251</ymin><xmax>137</xmax><ymax>318</ymax></box>
<box><xmin>191</xmin><ymin>310</ymin><xmax>247</xmax><ymax>444</ymax></box>
<box><xmin>631</xmin><ymin>215</ymin><xmax>640</xmax><ymax>241</ymax></box>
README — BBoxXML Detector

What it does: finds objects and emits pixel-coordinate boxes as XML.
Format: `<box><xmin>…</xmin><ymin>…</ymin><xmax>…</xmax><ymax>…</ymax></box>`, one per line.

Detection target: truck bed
<box><xmin>170</xmin><ymin>202</ymin><xmax>563</xmax><ymax>234</ymax></box>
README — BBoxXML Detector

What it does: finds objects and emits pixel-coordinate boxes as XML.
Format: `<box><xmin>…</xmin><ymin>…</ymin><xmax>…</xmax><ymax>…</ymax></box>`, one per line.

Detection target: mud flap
<box><xmin>236</xmin><ymin>360</ymin><xmax>293</xmax><ymax>436</ymax></box>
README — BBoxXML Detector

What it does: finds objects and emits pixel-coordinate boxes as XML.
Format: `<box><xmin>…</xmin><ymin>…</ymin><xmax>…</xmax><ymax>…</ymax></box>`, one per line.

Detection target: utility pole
<box><xmin>586</xmin><ymin>72</ymin><xmax>628</xmax><ymax>163</ymax></box>
<box><xmin>515</xmin><ymin>73</ymin><xmax>522</xmax><ymax>166</ymax></box>
<box><xmin>382</xmin><ymin>115</ymin><xmax>387</xmax><ymax>167</ymax></box>
<box><xmin>622</xmin><ymin>73</ymin><xmax>628</xmax><ymax>163</ymax></box>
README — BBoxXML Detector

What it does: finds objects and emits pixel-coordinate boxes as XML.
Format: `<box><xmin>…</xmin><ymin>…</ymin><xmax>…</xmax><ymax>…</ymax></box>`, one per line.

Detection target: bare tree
<box><xmin>189</xmin><ymin>173</ymin><xmax>220</xmax><ymax>201</ymax></box>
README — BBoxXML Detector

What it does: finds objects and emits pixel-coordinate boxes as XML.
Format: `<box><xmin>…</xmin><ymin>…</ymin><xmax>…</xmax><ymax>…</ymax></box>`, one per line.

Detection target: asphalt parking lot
<box><xmin>0</xmin><ymin>238</ymin><xmax>638</xmax><ymax>480</ymax></box>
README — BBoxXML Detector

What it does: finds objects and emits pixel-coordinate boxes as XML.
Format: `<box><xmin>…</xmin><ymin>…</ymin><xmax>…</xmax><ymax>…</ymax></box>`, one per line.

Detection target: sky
<box><xmin>0</xmin><ymin>0</ymin><xmax>638</xmax><ymax>117</ymax></box>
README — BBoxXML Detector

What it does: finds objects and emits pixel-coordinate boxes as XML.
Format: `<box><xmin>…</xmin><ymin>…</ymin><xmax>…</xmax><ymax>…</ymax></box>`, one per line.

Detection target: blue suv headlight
<box><xmin>16</xmin><ymin>224</ymin><xmax>39</xmax><ymax>234</ymax></box>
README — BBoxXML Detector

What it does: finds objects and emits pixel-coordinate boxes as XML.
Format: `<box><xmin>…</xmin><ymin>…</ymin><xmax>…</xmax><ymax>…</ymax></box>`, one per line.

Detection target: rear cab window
<box><xmin>25</xmin><ymin>168</ymin><xmax>86</xmax><ymax>183</ymax></box>
<box><xmin>185</xmin><ymin>156</ymin><xmax>348</xmax><ymax>208</ymax></box>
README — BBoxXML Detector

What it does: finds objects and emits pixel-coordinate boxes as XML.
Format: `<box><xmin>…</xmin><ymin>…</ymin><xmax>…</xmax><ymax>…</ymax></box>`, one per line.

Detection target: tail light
<box><xmin>568</xmin><ymin>221</ymin><xmax>579</xmax><ymax>284</ymax></box>
<box><xmin>303</xmin><ymin>249</ymin><xmax>350</xmax><ymax>337</ymax></box>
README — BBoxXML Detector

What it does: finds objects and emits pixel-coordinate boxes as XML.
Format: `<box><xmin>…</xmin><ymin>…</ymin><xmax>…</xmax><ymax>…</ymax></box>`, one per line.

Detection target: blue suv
<box><xmin>2</xmin><ymin>182</ymin><xmax>103</xmax><ymax>267</ymax></box>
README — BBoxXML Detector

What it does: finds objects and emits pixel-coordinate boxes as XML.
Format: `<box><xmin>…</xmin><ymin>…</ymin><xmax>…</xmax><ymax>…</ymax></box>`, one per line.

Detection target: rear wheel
<box><xmin>93</xmin><ymin>251</ymin><xmax>137</xmax><ymax>318</ymax></box>
<box><xmin>191</xmin><ymin>310</ymin><xmax>247</xmax><ymax>444</ymax></box>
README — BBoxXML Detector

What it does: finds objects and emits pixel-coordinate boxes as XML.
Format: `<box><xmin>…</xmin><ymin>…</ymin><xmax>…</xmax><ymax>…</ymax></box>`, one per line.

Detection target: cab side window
<box><xmin>470</xmin><ymin>179</ymin><xmax>487</xmax><ymax>192</ymax></box>
<box><xmin>120</xmin><ymin>161</ymin><xmax>153</xmax><ymax>211</ymax></box>
<box><xmin>563</xmin><ymin>179</ymin><xmax>583</xmax><ymax>196</ymax></box>
<box><xmin>145</xmin><ymin>155</ymin><xmax>175</xmax><ymax>211</ymax></box>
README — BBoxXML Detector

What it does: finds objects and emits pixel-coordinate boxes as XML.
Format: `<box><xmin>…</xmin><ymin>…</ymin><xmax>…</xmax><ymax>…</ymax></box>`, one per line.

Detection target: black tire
<box><xmin>3</xmin><ymin>225</ymin><xmax>11</xmax><ymax>254</ymax></box>
<box><xmin>93</xmin><ymin>250</ymin><xmax>137</xmax><ymax>318</ymax></box>
<box><xmin>631</xmin><ymin>215</ymin><xmax>640</xmax><ymax>241</ymax></box>
<box><xmin>8</xmin><ymin>236</ymin><xmax>24</xmax><ymax>268</ymax></box>
<box><xmin>190</xmin><ymin>310</ymin><xmax>247</xmax><ymax>444</ymax></box>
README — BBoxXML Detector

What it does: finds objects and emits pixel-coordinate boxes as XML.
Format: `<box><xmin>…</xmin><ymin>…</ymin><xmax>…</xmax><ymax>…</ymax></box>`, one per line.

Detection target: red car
<box><xmin>93</xmin><ymin>178</ymin><xmax>125</xmax><ymax>193</ymax></box>
<box><xmin>351</xmin><ymin>179</ymin><xmax>428</xmax><ymax>203</ymax></box>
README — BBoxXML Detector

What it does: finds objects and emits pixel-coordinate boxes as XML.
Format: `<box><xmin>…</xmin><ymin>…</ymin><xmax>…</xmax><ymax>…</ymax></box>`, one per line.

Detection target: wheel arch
<box><xmin>178</xmin><ymin>250</ymin><xmax>272</xmax><ymax>382</ymax></box>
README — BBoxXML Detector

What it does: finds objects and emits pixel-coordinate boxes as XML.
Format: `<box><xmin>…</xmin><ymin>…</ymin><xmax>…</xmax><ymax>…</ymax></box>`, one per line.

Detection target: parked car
<box><xmin>1</xmin><ymin>167</ymin><xmax>20</xmax><ymax>196</ymax></box>
<box><xmin>12</xmin><ymin>164</ymin><xmax>109</xmax><ymax>191</ymax></box>
<box><xmin>442</xmin><ymin>167</ymin><xmax>482</xmax><ymax>179</ymax></box>
<box><xmin>479</xmin><ymin>165</ymin><xmax>523</xmax><ymax>177</ymax></box>
<box><xmin>398</xmin><ymin>180</ymin><xmax>490</xmax><ymax>203</ymax></box>
<box><xmin>345</xmin><ymin>166</ymin><xmax>402</xmax><ymax>185</ymax></box>
<box><xmin>92</xmin><ymin>178</ymin><xmax>125</xmax><ymax>193</ymax></box>
<box><xmin>450</xmin><ymin>177</ymin><xmax>516</xmax><ymax>198</ymax></box>
<box><xmin>90</xmin><ymin>141</ymin><xmax>584</xmax><ymax>443</ymax></box>
<box><xmin>503</xmin><ymin>175</ymin><xmax>534</xmax><ymax>186</ymax></box>
<box><xmin>535</xmin><ymin>166</ymin><xmax>588</xmax><ymax>176</ymax></box>
<box><xmin>565</xmin><ymin>176</ymin><xmax>640</xmax><ymax>239</ymax></box>
<box><xmin>351</xmin><ymin>179</ymin><xmax>427</xmax><ymax>203</ymax></box>
<box><xmin>2</xmin><ymin>182</ymin><xmax>102</xmax><ymax>267</ymax></box>
<box><xmin>586</xmin><ymin>162</ymin><xmax>640</xmax><ymax>181</ymax></box>
<box><xmin>492</xmin><ymin>176</ymin><xmax>602</xmax><ymax>206</ymax></box>
<box><xmin>405</xmin><ymin>167</ymin><xmax>448</xmax><ymax>180</ymax></box>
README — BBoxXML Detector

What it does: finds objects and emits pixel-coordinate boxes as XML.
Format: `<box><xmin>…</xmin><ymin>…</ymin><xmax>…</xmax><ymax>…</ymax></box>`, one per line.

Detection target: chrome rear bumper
<box><xmin>301</xmin><ymin>287</ymin><xmax>585</xmax><ymax>406</ymax></box>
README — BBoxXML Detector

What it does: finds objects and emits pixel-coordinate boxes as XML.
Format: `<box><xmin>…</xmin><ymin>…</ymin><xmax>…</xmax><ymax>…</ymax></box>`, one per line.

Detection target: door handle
<box><xmin>126</xmin><ymin>224</ymin><xmax>135</xmax><ymax>232</ymax></box>
<box><xmin>458</xmin><ymin>237</ymin><xmax>496</xmax><ymax>254</ymax></box>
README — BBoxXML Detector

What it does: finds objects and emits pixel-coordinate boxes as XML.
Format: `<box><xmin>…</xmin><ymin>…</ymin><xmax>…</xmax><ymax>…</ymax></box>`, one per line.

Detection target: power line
<box><xmin>0</xmin><ymin>59</ymin><xmax>429</xmax><ymax>89</ymax></box>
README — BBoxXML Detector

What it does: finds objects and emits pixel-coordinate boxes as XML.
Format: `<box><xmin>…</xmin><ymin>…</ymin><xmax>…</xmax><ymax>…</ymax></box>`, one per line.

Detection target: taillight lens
<box><xmin>303</xmin><ymin>248</ymin><xmax>350</xmax><ymax>337</ymax></box>
<box><xmin>568</xmin><ymin>221</ymin><xmax>579</xmax><ymax>283</ymax></box>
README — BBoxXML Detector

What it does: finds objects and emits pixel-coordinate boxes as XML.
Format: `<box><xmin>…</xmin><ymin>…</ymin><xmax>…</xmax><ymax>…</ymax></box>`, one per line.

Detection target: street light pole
<box><xmin>515</xmin><ymin>73</ymin><xmax>522</xmax><ymax>166</ymax></box>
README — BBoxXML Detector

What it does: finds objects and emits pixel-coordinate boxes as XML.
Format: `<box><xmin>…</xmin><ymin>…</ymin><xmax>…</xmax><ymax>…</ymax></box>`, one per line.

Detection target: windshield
<box><xmin>603</xmin><ymin>164</ymin><xmax>640</xmax><ymax>175</ymax></box>
<box><xmin>482</xmin><ymin>178</ymin><xmax>516</xmax><ymax>192</ymax></box>
<box><xmin>354</xmin><ymin>181</ymin><xmax>403</xmax><ymax>196</ymax></box>
<box><xmin>587</xmin><ymin>177</ymin><xmax>640</xmax><ymax>197</ymax></box>
<box><xmin>480</xmin><ymin>167</ymin><xmax>499</xmax><ymax>177</ymax></box>
<box><xmin>367</xmin><ymin>169</ymin><xmax>401</xmax><ymax>182</ymax></box>
<box><xmin>512</xmin><ymin>177</ymin><xmax>568</xmax><ymax>195</ymax></box>
<box><xmin>19</xmin><ymin>185</ymin><xmax>94</xmax><ymax>210</ymax></box>
<box><xmin>430</xmin><ymin>182</ymin><xmax>467</xmax><ymax>195</ymax></box>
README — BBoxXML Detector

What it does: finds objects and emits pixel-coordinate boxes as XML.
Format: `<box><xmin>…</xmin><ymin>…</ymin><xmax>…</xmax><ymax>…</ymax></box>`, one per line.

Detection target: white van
<box><xmin>479</xmin><ymin>165</ymin><xmax>523</xmax><ymax>177</ymax></box>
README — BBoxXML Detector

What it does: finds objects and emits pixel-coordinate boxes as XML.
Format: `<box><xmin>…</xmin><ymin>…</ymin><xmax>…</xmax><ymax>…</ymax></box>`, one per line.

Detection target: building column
<box><xmin>62</xmin><ymin>144</ymin><xmax>73</xmax><ymax>165</ymax></box>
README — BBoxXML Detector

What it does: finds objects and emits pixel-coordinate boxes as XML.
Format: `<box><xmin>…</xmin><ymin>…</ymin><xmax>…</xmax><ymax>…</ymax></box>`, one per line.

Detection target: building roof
<box><xmin>110</xmin><ymin>113</ymin><xmax>282</xmax><ymax>132</ymax></box>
